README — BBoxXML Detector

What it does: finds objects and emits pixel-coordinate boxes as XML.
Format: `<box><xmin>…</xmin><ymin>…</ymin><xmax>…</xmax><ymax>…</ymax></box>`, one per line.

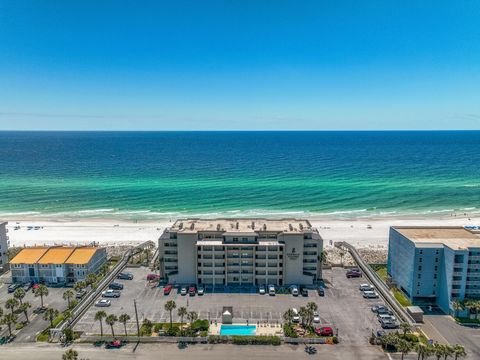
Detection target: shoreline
<box><xmin>3</xmin><ymin>213</ymin><xmax>479</xmax><ymax>250</ymax></box>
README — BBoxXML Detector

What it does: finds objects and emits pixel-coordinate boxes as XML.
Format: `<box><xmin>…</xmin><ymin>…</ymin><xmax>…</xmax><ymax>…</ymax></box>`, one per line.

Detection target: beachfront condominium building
<box><xmin>158</xmin><ymin>219</ymin><xmax>323</xmax><ymax>287</ymax></box>
<box><xmin>388</xmin><ymin>227</ymin><xmax>480</xmax><ymax>314</ymax></box>
<box><xmin>0</xmin><ymin>221</ymin><xmax>9</xmax><ymax>271</ymax></box>
<box><xmin>10</xmin><ymin>246</ymin><xmax>107</xmax><ymax>285</ymax></box>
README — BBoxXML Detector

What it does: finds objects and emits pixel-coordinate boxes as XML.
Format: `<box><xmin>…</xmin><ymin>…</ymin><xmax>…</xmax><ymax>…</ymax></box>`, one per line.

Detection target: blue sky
<box><xmin>0</xmin><ymin>1</ymin><xmax>479</xmax><ymax>130</ymax></box>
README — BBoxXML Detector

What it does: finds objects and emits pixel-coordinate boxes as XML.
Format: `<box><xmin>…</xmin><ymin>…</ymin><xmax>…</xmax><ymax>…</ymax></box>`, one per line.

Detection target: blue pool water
<box><xmin>220</xmin><ymin>325</ymin><xmax>256</xmax><ymax>336</ymax></box>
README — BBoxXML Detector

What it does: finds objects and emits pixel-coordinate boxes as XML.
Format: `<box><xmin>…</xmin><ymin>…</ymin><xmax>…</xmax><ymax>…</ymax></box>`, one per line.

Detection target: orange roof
<box><xmin>65</xmin><ymin>248</ymin><xmax>99</xmax><ymax>265</ymax></box>
<box><xmin>37</xmin><ymin>247</ymin><xmax>76</xmax><ymax>264</ymax></box>
<box><xmin>10</xmin><ymin>247</ymin><xmax>49</xmax><ymax>264</ymax></box>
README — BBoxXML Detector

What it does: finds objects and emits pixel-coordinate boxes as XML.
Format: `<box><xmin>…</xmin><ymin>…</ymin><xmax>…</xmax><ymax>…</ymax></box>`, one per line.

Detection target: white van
<box><xmin>292</xmin><ymin>308</ymin><xmax>300</xmax><ymax>323</ymax></box>
<box><xmin>290</xmin><ymin>285</ymin><xmax>299</xmax><ymax>296</ymax></box>
<box><xmin>268</xmin><ymin>284</ymin><xmax>276</xmax><ymax>296</ymax></box>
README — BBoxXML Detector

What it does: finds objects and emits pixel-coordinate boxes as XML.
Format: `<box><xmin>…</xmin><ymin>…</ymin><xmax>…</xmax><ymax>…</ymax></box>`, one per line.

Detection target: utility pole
<box><xmin>134</xmin><ymin>299</ymin><xmax>140</xmax><ymax>338</ymax></box>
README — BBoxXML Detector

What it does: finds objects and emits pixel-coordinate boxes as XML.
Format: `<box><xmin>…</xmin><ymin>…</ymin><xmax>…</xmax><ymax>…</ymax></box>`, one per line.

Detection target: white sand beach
<box><xmin>3</xmin><ymin>213</ymin><xmax>479</xmax><ymax>251</ymax></box>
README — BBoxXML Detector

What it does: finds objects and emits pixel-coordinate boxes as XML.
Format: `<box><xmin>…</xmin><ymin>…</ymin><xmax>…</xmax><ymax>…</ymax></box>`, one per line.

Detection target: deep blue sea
<box><xmin>0</xmin><ymin>131</ymin><xmax>479</xmax><ymax>220</ymax></box>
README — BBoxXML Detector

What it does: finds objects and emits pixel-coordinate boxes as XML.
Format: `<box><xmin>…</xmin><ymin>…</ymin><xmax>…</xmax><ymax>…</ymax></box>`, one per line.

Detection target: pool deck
<box><xmin>210</xmin><ymin>323</ymin><xmax>283</xmax><ymax>336</ymax></box>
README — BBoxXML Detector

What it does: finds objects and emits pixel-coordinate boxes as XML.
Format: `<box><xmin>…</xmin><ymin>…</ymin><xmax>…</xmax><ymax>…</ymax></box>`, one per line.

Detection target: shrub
<box><xmin>403</xmin><ymin>333</ymin><xmax>419</xmax><ymax>343</ymax></box>
<box><xmin>208</xmin><ymin>335</ymin><xmax>229</xmax><ymax>344</ymax></box>
<box><xmin>153</xmin><ymin>324</ymin><xmax>163</xmax><ymax>333</ymax></box>
<box><xmin>283</xmin><ymin>323</ymin><xmax>298</xmax><ymax>338</ymax></box>
<box><xmin>199</xmin><ymin>330</ymin><xmax>208</xmax><ymax>337</ymax></box>
<box><xmin>140</xmin><ymin>319</ymin><xmax>153</xmax><ymax>336</ymax></box>
<box><xmin>36</xmin><ymin>331</ymin><xmax>50</xmax><ymax>342</ymax></box>
<box><xmin>16</xmin><ymin>322</ymin><xmax>25</xmax><ymax>330</ymax></box>
<box><xmin>231</xmin><ymin>336</ymin><xmax>281</xmax><ymax>345</ymax></box>
<box><xmin>165</xmin><ymin>326</ymin><xmax>180</xmax><ymax>336</ymax></box>
<box><xmin>332</xmin><ymin>336</ymin><xmax>339</xmax><ymax>344</ymax></box>
<box><xmin>191</xmin><ymin>319</ymin><xmax>209</xmax><ymax>332</ymax></box>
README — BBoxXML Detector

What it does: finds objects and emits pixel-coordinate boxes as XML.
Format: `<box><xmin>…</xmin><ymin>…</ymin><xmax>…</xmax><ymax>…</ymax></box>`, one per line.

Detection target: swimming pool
<box><xmin>219</xmin><ymin>325</ymin><xmax>256</xmax><ymax>336</ymax></box>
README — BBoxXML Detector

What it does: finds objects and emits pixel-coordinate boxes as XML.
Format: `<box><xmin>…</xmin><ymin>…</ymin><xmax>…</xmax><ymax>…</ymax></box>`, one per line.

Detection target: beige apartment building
<box><xmin>158</xmin><ymin>219</ymin><xmax>323</xmax><ymax>287</ymax></box>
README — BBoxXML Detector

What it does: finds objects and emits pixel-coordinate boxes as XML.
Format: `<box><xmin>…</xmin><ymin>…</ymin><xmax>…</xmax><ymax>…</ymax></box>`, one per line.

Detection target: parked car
<box><xmin>197</xmin><ymin>285</ymin><xmax>205</xmax><ymax>295</ymax></box>
<box><xmin>300</xmin><ymin>286</ymin><xmax>308</xmax><ymax>297</ymax></box>
<box><xmin>76</xmin><ymin>289</ymin><xmax>87</xmax><ymax>299</ymax></box>
<box><xmin>363</xmin><ymin>291</ymin><xmax>379</xmax><ymax>299</ymax></box>
<box><xmin>23</xmin><ymin>282</ymin><xmax>32</xmax><ymax>291</ymax></box>
<box><xmin>378</xmin><ymin>314</ymin><xmax>397</xmax><ymax>323</ymax></box>
<box><xmin>188</xmin><ymin>284</ymin><xmax>197</xmax><ymax>296</ymax></box>
<box><xmin>102</xmin><ymin>289</ymin><xmax>121</xmax><ymax>298</ymax></box>
<box><xmin>313</xmin><ymin>311</ymin><xmax>321</xmax><ymax>323</ymax></box>
<box><xmin>258</xmin><ymin>285</ymin><xmax>266</xmax><ymax>295</ymax></box>
<box><xmin>380</xmin><ymin>318</ymin><xmax>399</xmax><ymax>329</ymax></box>
<box><xmin>117</xmin><ymin>272</ymin><xmax>133</xmax><ymax>280</ymax></box>
<box><xmin>180</xmin><ymin>286</ymin><xmax>187</xmax><ymax>296</ymax></box>
<box><xmin>371</xmin><ymin>304</ymin><xmax>385</xmax><ymax>313</ymax></box>
<box><xmin>376</xmin><ymin>307</ymin><xmax>393</xmax><ymax>316</ymax></box>
<box><xmin>268</xmin><ymin>284</ymin><xmax>276</xmax><ymax>296</ymax></box>
<box><xmin>317</xmin><ymin>287</ymin><xmax>325</xmax><ymax>296</ymax></box>
<box><xmin>163</xmin><ymin>284</ymin><xmax>173</xmax><ymax>295</ymax></box>
<box><xmin>359</xmin><ymin>284</ymin><xmax>374</xmax><ymax>291</ymax></box>
<box><xmin>346</xmin><ymin>269</ymin><xmax>362</xmax><ymax>278</ymax></box>
<box><xmin>95</xmin><ymin>299</ymin><xmax>111</xmax><ymax>307</ymax></box>
<box><xmin>315</xmin><ymin>326</ymin><xmax>334</xmax><ymax>336</ymax></box>
<box><xmin>109</xmin><ymin>282</ymin><xmax>124</xmax><ymax>290</ymax></box>
<box><xmin>7</xmin><ymin>283</ymin><xmax>20</xmax><ymax>293</ymax></box>
<box><xmin>146</xmin><ymin>273</ymin><xmax>160</xmax><ymax>281</ymax></box>
<box><xmin>290</xmin><ymin>285</ymin><xmax>299</xmax><ymax>296</ymax></box>
<box><xmin>376</xmin><ymin>330</ymin><xmax>387</xmax><ymax>337</ymax></box>
<box><xmin>292</xmin><ymin>308</ymin><xmax>300</xmax><ymax>323</ymax></box>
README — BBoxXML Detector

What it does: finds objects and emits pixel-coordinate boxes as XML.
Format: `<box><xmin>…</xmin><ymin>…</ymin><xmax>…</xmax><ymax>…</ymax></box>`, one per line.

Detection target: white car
<box><xmin>95</xmin><ymin>299</ymin><xmax>111</xmax><ymax>307</ymax></box>
<box><xmin>359</xmin><ymin>284</ymin><xmax>374</xmax><ymax>291</ymax></box>
<box><xmin>180</xmin><ymin>286</ymin><xmax>187</xmax><ymax>296</ymax></box>
<box><xmin>259</xmin><ymin>285</ymin><xmax>266</xmax><ymax>295</ymax></box>
<box><xmin>197</xmin><ymin>286</ymin><xmax>205</xmax><ymax>295</ymax></box>
<box><xmin>290</xmin><ymin>285</ymin><xmax>299</xmax><ymax>296</ymax></box>
<box><xmin>363</xmin><ymin>291</ymin><xmax>379</xmax><ymax>299</ymax></box>
<box><xmin>378</xmin><ymin>314</ymin><xmax>396</xmax><ymax>322</ymax></box>
<box><xmin>292</xmin><ymin>308</ymin><xmax>300</xmax><ymax>323</ymax></box>
<box><xmin>313</xmin><ymin>311</ymin><xmax>321</xmax><ymax>323</ymax></box>
<box><xmin>268</xmin><ymin>284</ymin><xmax>276</xmax><ymax>296</ymax></box>
<box><xmin>102</xmin><ymin>289</ymin><xmax>120</xmax><ymax>298</ymax></box>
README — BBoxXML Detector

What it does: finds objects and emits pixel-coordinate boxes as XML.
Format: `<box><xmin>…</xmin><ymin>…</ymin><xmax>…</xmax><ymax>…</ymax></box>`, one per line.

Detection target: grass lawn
<box><xmin>392</xmin><ymin>288</ymin><xmax>412</xmax><ymax>307</ymax></box>
<box><xmin>455</xmin><ymin>317</ymin><xmax>480</xmax><ymax>324</ymax></box>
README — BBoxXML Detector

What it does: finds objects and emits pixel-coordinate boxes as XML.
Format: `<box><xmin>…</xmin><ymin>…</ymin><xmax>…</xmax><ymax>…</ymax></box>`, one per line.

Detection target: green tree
<box><xmin>396</xmin><ymin>339</ymin><xmax>412</xmax><ymax>360</ymax></box>
<box><xmin>13</xmin><ymin>288</ymin><xmax>26</xmax><ymax>305</ymax></box>
<box><xmin>187</xmin><ymin>311</ymin><xmax>198</xmax><ymax>324</ymax></box>
<box><xmin>43</xmin><ymin>308</ymin><xmax>59</xmax><ymax>328</ymax></box>
<box><xmin>118</xmin><ymin>313</ymin><xmax>131</xmax><ymax>337</ymax></box>
<box><xmin>283</xmin><ymin>309</ymin><xmax>294</xmax><ymax>325</ymax></box>
<box><xmin>178</xmin><ymin>306</ymin><xmax>187</xmax><ymax>332</ymax></box>
<box><xmin>73</xmin><ymin>281</ymin><xmax>86</xmax><ymax>292</ymax></box>
<box><xmin>34</xmin><ymin>284</ymin><xmax>49</xmax><ymax>308</ymax></box>
<box><xmin>19</xmin><ymin>301</ymin><xmax>32</xmax><ymax>322</ymax></box>
<box><xmin>400</xmin><ymin>322</ymin><xmax>412</xmax><ymax>338</ymax></box>
<box><xmin>164</xmin><ymin>300</ymin><xmax>176</xmax><ymax>328</ymax></box>
<box><xmin>62</xmin><ymin>349</ymin><xmax>78</xmax><ymax>360</ymax></box>
<box><xmin>453</xmin><ymin>344</ymin><xmax>467</xmax><ymax>360</ymax></box>
<box><xmin>451</xmin><ymin>301</ymin><xmax>464</xmax><ymax>318</ymax></box>
<box><xmin>85</xmin><ymin>273</ymin><xmax>98</xmax><ymax>288</ymax></box>
<box><xmin>416</xmin><ymin>342</ymin><xmax>432</xmax><ymax>360</ymax></box>
<box><xmin>306</xmin><ymin>302</ymin><xmax>318</xmax><ymax>313</ymax></box>
<box><xmin>2</xmin><ymin>313</ymin><xmax>18</xmax><ymax>337</ymax></box>
<box><xmin>63</xmin><ymin>289</ymin><xmax>75</xmax><ymax>308</ymax></box>
<box><xmin>5</xmin><ymin>298</ymin><xmax>19</xmax><ymax>315</ymax></box>
<box><xmin>94</xmin><ymin>310</ymin><xmax>107</xmax><ymax>337</ymax></box>
<box><xmin>105</xmin><ymin>314</ymin><xmax>118</xmax><ymax>337</ymax></box>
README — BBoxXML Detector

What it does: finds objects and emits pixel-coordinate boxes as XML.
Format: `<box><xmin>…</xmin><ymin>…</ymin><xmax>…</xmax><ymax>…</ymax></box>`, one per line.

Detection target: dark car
<box><xmin>109</xmin><ymin>282</ymin><xmax>124</xmax><ymax>290</ymax></box>
<box><xmin>76</xmin><ymin>289</ymin><xmax>87</xmax><ymax>299</ymax></box>
<box><xmin>300</xmin><ymin>286</ymin><xmax>308</xmax><ymax>297</ymax></box>
<box><xmin>8</xmin><ymin>283</ymin><xmax>21</xmax><ymax>293</ymax></box>
<box><xmin>317</xmin><ymin>287</ymin><xmax>325</xmax><ymax>296</ymax></box>
<box><xmin>346</xmin><ymin>269</ymin><xmax>362</xmax><ymax>278</ymax></box>
<box><xmin>23</xmin><ymin>282</ymin><xmax>32</xmax><ymax>291</ymax></box>
<box><xmin>117</xmin><ymin>272</ymin><xmax>133</xmax><ymax>280</ymax></box>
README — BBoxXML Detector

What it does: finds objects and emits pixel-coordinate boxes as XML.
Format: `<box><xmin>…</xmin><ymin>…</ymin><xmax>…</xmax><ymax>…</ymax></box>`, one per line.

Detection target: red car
<box><xmin>315</xmin><ymin>327</ymin><xmax>334</xmax><ymax>337</ymax></box>
<box><xmin>163</xmin><ymin>284</ymin><xmax>173</xmax><ymax>295</ymax></box>
<box><xmin>147</xmin><ymin>274</ymin><xmax>160</xmax><ymax>281</ymax></box>
<box><xmin>346</xmin><ymin>270</ymin><xmax>362</xmax><ymax>278</ymax></box>
<box><xmin>188</xmin><ymin>285</ymin><xmax>196</xmax><ymax>296</ymax></box>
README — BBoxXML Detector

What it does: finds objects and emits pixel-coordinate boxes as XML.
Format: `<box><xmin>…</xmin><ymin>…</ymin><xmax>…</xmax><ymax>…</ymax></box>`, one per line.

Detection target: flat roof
<box><xmin>10</xmin><ymin>247</ymin><xmax>49</xmax><ymax>264</ymax></box>
<box><xmin>10</xmin><ymin>246</ymin><xmax>102</xmax><ymax>265</ymax></box>
<box><xmin>393</xmin><ymin>227</ymin><xmax>480</xmax><ymax>250</ymax></box>
<box><xmin>171</xmin><ymin>218</ymin><xmax>314</xmax><ymax>234</ymax></box>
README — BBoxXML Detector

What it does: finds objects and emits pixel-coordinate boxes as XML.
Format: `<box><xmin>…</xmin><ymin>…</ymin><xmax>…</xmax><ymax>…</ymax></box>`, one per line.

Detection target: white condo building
<box><xmin>158</xmin><ymin>219</ymin><xmax>323</xmax><ymax>287</ymax></box>
<box><xmin>0</xmin><ymin>221</ymin><xmax>9</xmax><ymax>271</ymax></box>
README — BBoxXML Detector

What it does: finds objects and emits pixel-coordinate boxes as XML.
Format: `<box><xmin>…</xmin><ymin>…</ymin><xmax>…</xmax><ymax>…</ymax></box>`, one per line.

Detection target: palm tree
<box><xmin>34</xmin><ymin>284</ymin><xmax>49</xmax><ymax>308</ymax></box>
<box><xmin>43</xmin><ymin>308</ymin><xmax>59</xmax><ymax>328</ymax></box>
<box><xmin>5</xmin><ymin>298</ymin><xmax>19</xmax><ymax>315</ymax></box>
<box><xmin>164</xmin><ymin>300</ymin><xmax>176</xmax><ymax>328</ymax></box>
<box><xmin>400</xmin><ymin>322</ymin><xmax>412</xmax><ymax>337</ymax></box>
<box><xmin>443</xmin><ymin>345</ymin><xmax>454</xmax><ymax>360</ymax></box>
<box><xmin>416</xmin><ymin>342</ymin><xmax>432</xmax><ymax>360</ymax></box>
<box><xmin>396</xmin><ymin>339</ymin><xmax>412</xmax><ymax>360</ymax></box>
<box><xmin>62</xmin><ymin>349</ymin><xmax>78</xmax><ymax>360</ymax></box>
<box><xmin>453</xmin><ymin>344</ymin><xmax>467</xmax><ymax>360</ymax></box>
<box><xmin>2</xmin><ymin>313</ymin><xmax>18</xmax><ymax>337</ymax></box>
<box><xmin>63</xmin><ymin>289</ymin><xmax>75</xmax><ymax>308</ymax></box>
<box><xmin>0</xmin><ymin>306</ymin><xmax>3</xmax><ymax>318</ymax></box>
<box><xmin>187</xmin><ymin>311</ymin><xmax>198</xmax><ymax>324</ymax></box>
<box><xmin>451</xmin><ymin>301</ymin><xmax>463</xmax><ymax>318</ymax></box>
<box><xmin>86</xmin><ymin>273</ymin><xmax>97</xmax><ymax>288</ymax></box>
<box><xmin>94</xmin><ymin>310</ymin><xmax>107</xmax><ymax>337</ymax></box>
<box><xmin>306</xmin><ymin>302</ymin><xmax>318</xmax><ymax>312</ymax></box>
<box><xmin>13</xmin><ymin>288</ymin><xmax>26</xmax><ymax>305</ymax></box>
<box><xmin>19</xmin><ymin>302</ymin><xmax>32</xmax><ymax>322</ymax></box>
<box><xmin>118</xmin><ymin>313</ymin><xmax>131</xmax><ymax>337</ymax></box>
<box><xmin>298</xmin><ymin>307</ymin><xmax>308</xmax><ymax>328</ymax></box>
<box><xmin>283</xmin><ymin>309</ymin><xmax>294</xmax><ymax>325</ymax></box>
<box><xmin>105</xmin><ymin>314</ymin><xmax>118</xmax><ymax>337</ymax></box>
<box><xmin>178</xmin><ymin>306</ymin><xmax>187</xmax><ymax>330</ymax></box>
<box><xmin>73</xmin><ymin>281</ymin><xmax>86</xmax><ymax>292</ymax></box>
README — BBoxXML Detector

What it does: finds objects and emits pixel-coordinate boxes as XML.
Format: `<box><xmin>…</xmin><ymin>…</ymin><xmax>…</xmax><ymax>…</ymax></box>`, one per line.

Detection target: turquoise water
<box><xmin>0</xmin><ymin>131</ymin><xmax>480</xmax><ymax>220</ymax></box>
<box><xmin>220</xmin><ymin>325</ymin><xmax>256</xmax><ymax>336</ymax></box>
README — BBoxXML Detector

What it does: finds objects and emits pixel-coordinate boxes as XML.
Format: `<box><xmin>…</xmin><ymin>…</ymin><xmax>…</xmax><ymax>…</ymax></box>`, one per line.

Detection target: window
<box><xmin>418</xmin><ymin>274</ymin><xmax>421</xmax><ymax>279</ymax></box>
<box><xmin>418</xmin><ymin>266</ymin><xmax>422</xmax><ymax>271</ymax></box>
<box><xmin>434</xmin><ymin>266</ymin><xmax>438</xmax><ymax>271</ymax></box>
<box><xmin>434</xmin><ymin>274</ymin><xmax>437</xmax><ymax>279</ymax></box>
<box><xmin>419</xmin><ymin>258</ymin><xmax>423</xmax><ymax>263</ymax></box>
<box><xmin>419</xmin><ymin>250</ymin><xmax>423</xmax><ymax>255</ymax></box>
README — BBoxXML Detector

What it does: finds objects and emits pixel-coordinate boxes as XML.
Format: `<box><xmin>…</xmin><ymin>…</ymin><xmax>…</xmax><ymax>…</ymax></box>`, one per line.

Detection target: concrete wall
<box><xmin>0</xmin><ymin>222</ymin><xmax>8</xmax><ymax>268</ymax></box>
<box><xmin>388</xmin><ymin>228</ymin><xmax>416</xmax><ymax>297</ymax></box>
<box><xmin>176</xmin><ymin>233</ymin><xmax>197</xmax><ymax>284</ymax></box>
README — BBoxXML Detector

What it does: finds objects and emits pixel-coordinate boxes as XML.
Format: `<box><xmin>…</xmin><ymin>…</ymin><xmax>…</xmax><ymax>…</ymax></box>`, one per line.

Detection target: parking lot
<box><xmin>0</xmin><ymin>273</ymin><xmax>69</xmax><ymax>342</ymax></box>
<box><xmin>75</xmin><ymin>266</ymin><xmax>384</xmax><ymax>345</ymax></box>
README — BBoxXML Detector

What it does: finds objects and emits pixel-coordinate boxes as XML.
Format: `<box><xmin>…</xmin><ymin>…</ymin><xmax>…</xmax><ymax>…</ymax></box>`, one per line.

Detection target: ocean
<box><xmin>0</xmin><ymin>131</ymin><xmax>479</xmax><ymax>220</ymax></box>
